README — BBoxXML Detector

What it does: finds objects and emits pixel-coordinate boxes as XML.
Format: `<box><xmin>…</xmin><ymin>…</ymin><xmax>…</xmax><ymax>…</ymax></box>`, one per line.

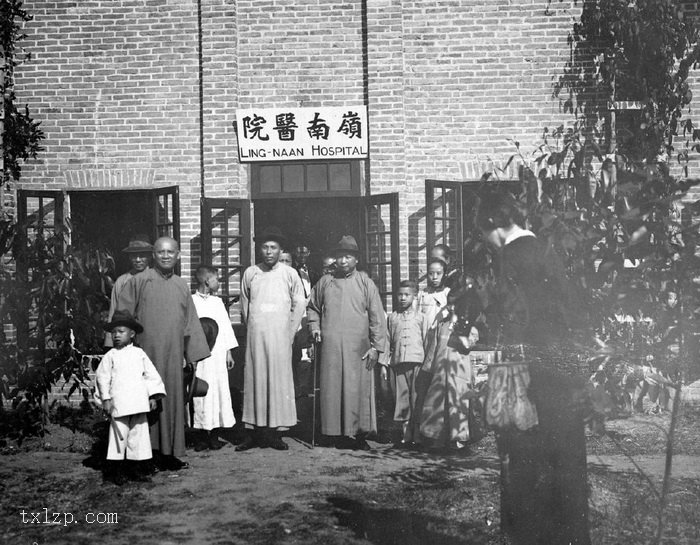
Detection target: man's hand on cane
<box><xmin>361</xmin><ymin>346</ymin><xmax>379</xmax><ymax>370</ymax></box>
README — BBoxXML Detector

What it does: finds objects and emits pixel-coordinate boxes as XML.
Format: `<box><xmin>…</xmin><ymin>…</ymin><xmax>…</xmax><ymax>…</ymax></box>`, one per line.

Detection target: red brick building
<box><xmin>7</xmin><ymin>0</ymin><xmax>695</xmax><ymax>318</ymax></box>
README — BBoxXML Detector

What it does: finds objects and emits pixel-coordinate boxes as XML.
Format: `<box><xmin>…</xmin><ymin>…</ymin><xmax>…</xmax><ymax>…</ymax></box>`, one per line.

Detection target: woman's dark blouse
<box><xmin>498</xmin><ymin>234</ymin><xmax>569</xmax><ymax>346</ymax></box>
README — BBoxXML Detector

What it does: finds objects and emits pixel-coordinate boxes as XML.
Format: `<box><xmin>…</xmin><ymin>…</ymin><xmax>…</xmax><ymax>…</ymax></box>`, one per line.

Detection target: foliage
<box><xmin>0</xmin><ymin>222</ymin><xmax>113</xmax><ymax>443</ymax></box>
<box><xmin>472</xmin><ymin>1</ymin><xmax>700</xmax><ymax>382</ymax></box>
<box><xmin>1</xmin><ymin>0</ymin><xmax>44</xmax><ymax>186</ymax></box>
<box><xmin>472</xmin><ymin>8</ymin><xmax>700</xmax><ymax>541</ymax></box>
<box><xmin>552</xmin><ymin>0</ymin><xmax>700</xmax><ymax>171</ymax></box>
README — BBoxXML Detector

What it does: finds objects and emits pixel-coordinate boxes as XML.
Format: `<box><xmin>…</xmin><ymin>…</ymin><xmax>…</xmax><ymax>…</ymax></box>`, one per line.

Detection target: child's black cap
<box><xmin>105</xmin><ymin>309</ymin><xmax>143</xmax><ymax>333</ymax></box>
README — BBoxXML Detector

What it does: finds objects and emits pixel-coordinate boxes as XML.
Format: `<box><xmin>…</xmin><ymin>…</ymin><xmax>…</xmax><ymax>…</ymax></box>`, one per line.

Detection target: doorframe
<box><xmin>200</xmin><ymin>197</ymin><xmax>252</xmax><ymax>313</ymax></box>
<box><xmin>425</xmin><ymin>179</ymin><xmax>471</xmax><ymax>267</ymax></box>
<box><xmin>362</xmin><ymin>192</ymin><xmax>400</xmax><ymax>311</ymax></box>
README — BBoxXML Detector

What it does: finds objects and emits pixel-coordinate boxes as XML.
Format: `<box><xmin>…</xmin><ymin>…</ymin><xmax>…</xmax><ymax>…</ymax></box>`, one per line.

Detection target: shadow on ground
<box><xmin>327</xmin><ymin>496</ymin><xmax>496</xmax><ymax>545</ymax></box>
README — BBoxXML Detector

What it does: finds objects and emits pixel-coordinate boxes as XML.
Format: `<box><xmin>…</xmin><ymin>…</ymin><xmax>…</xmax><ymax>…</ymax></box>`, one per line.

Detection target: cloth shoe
<box><xmin>139</xmin><ymin>459</ymin><xmax>158</xmax><ymax>475</ymax></box>
<box><xmin>103</xmin><ymin>461</ymin><xmax>129</xmax><ymax>486</ymax></box>
<box><xmin>235</xmin><ymin>434</ymin><xmax>257</xmax><ymax>451</ymax></box>
<box><xmin>127</xmin><ymin>461</ymin><xmax>153</xmax><ymax>482</ymax></box>
<box><xmin>353</xmin><ymin>438</ymin><xmax>371</xmax><ymax>451</ymax></box>
<box><xmin>194</xmin><ymin>440</ymin><xmax>210</xmax><ymax>452</ymax></box>
<box><xmin>194</xmin><ymin>430</ymin><xmax>210</xmax><ymax>452</ymax></box>
<box><xmin>266</xmin><ymin>435</ymin><xmax>289</xmax><ymax>451</ymax></box>
<box><xmin>208</xmin><ymin>434</ymin><xmax>225</xmax><ymax>450</ymax></box>
<box><xmin>156</xmin><ymin>455</ymin><xmax>189</xmax><ymax>471</ymax></box>
<box><xmin>335</xmin><ymin>436</ymin><xmax>356</xmax><ymax>450</ymax></box>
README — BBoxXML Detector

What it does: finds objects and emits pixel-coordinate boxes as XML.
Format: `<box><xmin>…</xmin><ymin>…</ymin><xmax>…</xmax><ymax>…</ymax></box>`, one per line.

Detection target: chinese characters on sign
<box><xmin>236</xmin><ymin>106</ymin><xmax>368</xmax><ymax>162</ymax></box>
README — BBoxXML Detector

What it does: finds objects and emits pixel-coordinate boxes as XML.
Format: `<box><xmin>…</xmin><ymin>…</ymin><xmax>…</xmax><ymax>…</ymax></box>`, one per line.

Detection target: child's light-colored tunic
<box><xmin>95</xmin><ymin>344</ymin><xmax>166</xmax><ymax>460</ymax></box>
<box><xmin>387</xmin><ymin>308</ymin><xmax>430</xmax><ymax>422</ymax></box>
<box><xmin>96</xmin><ymin>345</ymin><xmax>166</xmax><ymax>417</ymax></box>
<box><xmin>192</xmin><ymin>292</ymin><xmax>238</xmax><ymax>430</ymax></box>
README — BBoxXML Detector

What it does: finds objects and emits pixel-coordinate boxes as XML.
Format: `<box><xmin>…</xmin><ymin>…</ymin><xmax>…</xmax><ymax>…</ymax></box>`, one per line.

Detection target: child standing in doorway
<box><xmin>191</xmin><ymin>265</ymin><xmax>238</xmax><ymax>451</ymax></box>
<box><xmin>417</xmin><ymin>258</ymin><xmax>450</xmax><ymax>328</ymax></box>
<box><xmin>95</xmin><ymin>310</ymin><xmax>166</xmax><ymax>485</ymax></box>
<box><xmin>386</xmin><ymin>280</ymin><xmax>430</xmax><ymax>447</ymax></box>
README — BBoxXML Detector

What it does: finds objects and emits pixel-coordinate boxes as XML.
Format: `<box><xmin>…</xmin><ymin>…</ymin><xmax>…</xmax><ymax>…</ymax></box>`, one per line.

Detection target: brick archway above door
<box><xmin>63</xmin><ymin>169</ymin><xmax>157</xmax><ymax>189</ymax></box>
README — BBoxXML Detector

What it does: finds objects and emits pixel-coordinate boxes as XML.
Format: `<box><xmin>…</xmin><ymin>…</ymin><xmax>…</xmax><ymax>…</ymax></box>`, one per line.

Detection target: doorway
<box><xmin>70</xmin><ymin>191</ymin><xmax>152</xmax><ymax>275</ymax></box>
<box><xmin>69</xmin><ymin>188</ymin><xmax>180</xmax><ymax>277</ymax></box>
<box><xmin>253</xmin><ymin>197</ymin><xmax>361</xmax><ymax>272</ymax></box>
<box><xmin>201</xmin><ymin>192</ymin><xmax>399</xmax><ymax>311</ymax></box>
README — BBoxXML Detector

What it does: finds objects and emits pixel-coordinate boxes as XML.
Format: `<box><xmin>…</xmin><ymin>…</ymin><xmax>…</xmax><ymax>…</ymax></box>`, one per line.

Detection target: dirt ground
<box><xmin>2</xmin><ymin>401</ymin><xmax>700</xmax><ymax>545</ymax></box>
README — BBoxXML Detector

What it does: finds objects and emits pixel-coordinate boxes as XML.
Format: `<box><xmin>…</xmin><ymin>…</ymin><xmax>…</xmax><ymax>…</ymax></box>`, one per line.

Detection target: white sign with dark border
<box><xmin>236</xmin><ymin>106</ymin><xmax>368</xmax><ymax>162</ymax></box>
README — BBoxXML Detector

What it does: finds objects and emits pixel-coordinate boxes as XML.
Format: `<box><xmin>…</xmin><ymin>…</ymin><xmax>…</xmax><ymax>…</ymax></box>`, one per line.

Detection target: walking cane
<box><xmin>310</xmin><ymin>339</ymin><xmax>319</xmax><ymax>447</ymax></box>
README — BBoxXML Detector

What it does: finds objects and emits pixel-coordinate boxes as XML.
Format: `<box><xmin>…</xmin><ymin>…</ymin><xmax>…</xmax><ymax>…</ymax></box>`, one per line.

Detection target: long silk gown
<box><xmin>117</xmin><ymin>267</ymin><xmax>210</xmax><ymax>457</ymax></box>
<box><xmin>240</xmin><ymin>263</ymin><xmax>305</xmax><ymax>428</ymax></box>
<box><xmin>307</xmin><ymin>270</ymin><xmax>387</xmax><ymax>437</ymax></box>
<box><xmin>419</xmin><ymin>316</ymin><xmax>474</xmax><ymax>445</ymax></box>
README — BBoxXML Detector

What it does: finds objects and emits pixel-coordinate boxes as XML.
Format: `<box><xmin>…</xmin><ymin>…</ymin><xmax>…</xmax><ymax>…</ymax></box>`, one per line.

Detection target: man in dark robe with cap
<box><xmin>104</xmin><ymin>234</ymin><xmax>152</xmax><ymax>348</ymax></box>
<box><xmin>237</xmin><ymin>227</ymin><xmax>306</xmax><ymax>451</ymax></box>
<box><xmin>307</xmin><ymin>235</ymin><xmax>388</xmax><ymax>450</ymax></box>
<box><xmin>117</xmin><ymin>236</ymin><xmax>210</xmax><ymax>471</ymax></box>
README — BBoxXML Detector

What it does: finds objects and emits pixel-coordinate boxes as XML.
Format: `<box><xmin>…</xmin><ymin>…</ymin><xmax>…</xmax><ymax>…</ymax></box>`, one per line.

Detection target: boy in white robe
<box><xmin>191</xmin><ymin>265</ymin><xmax>238</xmax><ymax>451</ymax></box>
<box><xmin>96</xmin><ymin>310</ymin><xmax>166</xmax><ymax>485</ymax></box>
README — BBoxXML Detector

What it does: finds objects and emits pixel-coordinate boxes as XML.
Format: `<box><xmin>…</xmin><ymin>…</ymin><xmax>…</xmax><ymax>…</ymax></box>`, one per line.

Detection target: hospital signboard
<box><xmin>236</xmin><ymin>106</ymin><xmax>368</xmax><ymax>162</ymax></box>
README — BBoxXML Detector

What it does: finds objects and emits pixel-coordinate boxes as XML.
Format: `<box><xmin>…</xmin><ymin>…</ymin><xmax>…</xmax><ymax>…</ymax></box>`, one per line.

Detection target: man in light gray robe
<box><xmin>237</xmin><ymin>227</ymin><xmax>305</xmax><ymax>451</ymax></box>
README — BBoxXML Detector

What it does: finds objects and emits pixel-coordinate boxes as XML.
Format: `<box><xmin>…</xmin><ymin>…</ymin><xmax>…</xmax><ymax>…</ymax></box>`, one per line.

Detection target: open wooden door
<box><xmin>425</xmin><ymin>180</ymin><xmax>469</xmax><ymax>267</ymax></box>
<box><xmin>151</xmin><ymin>186</ymin><xmax>181</xmax><ymax>274</ymax></box>
<box><xmin>201</xmin><ymin>198</ymin><xmax>251</xmax><ymax>324</ymax></box>
<box><xmin>16</xmin><ymin>190</ymin><xmax>65</xmax><ymax>243</ymax></box>
<box><xmin>362</xmin><ymin>193</ymin><xmax>400</xmax><ymax>312</ymax></box>
<box><xmin>16</xmin><ymin>190</ymin><xmax>66</xmax><ymax>364</ymax></box>
<box><xmin>152</xmin><ymin>186</ymin><xmax>180</xmax><ymax>241</ymax></box>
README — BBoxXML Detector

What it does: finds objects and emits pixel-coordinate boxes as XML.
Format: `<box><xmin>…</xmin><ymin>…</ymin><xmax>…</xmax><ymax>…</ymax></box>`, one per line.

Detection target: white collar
<box><xmin>504</xmin><ymin>229</ymin><xmax>536</xmax><ymax>246</ymax></box>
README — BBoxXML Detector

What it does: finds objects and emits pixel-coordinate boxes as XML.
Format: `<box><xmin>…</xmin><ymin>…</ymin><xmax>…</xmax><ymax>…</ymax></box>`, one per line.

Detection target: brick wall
<box><xmin>367</xmin><ymin>0</ymin><xmax>579</xmax><ymax>280</ymax></box>
<box><xmin>201</xmin><ymin>0</ymin><xmax>243</xmax><ymax>199</ymax></box>
<box><xmin>15</xmin><ymin>0</ymin><xmax>207</xmax><ymax>275</ymax></box>
<box><xmin>233</xmin><ymin>0</ymin><xmax>579</xmax><ymax>281</ymax></box>
<box><xmin>11</xmin><ymin>0</ymin><xmax>699</xmax><ymax>289</ymax></box>
<box><xmin>365</xmin><ymin>0</ymin><xmax>409</xmax><ymax>282</ymax></box>
<box><xmin>234</xmin><ymin>0</ymin><xmax>366</xmax><ymax>267</ymax></box>
<box><xmin>237</xmin><ymin>1</ymin><xmax>365</xmax><ymax>108</ymax></box>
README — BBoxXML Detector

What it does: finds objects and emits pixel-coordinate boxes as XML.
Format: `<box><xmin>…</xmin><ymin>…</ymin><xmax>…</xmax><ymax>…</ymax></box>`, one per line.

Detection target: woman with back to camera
<box><xmin>477</xmin><ymin>189</ymin><xmax>591</xmax><ymax>545</ymax></box>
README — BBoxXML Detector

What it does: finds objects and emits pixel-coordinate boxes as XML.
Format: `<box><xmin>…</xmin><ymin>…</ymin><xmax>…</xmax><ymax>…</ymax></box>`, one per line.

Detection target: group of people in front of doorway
<box><xmin>94</xmin><ymin>189</ymin><xmax>591</xmax><ymax>545</ymax></box>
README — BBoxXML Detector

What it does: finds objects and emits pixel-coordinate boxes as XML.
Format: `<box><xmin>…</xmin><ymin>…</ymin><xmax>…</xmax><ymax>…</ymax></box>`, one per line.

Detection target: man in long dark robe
<box><xmin>307</xmin><ymin>235</ymin><xmax>387</xmax><ymax>451</ymax></box>
<box><xmin>104</xmin><ymin>234</ymin><xmax>152</xmax><ymax>349</ymax></box>
<box><xmin>478</xmin><ymin>191</ymin><xmax>591</xmax><ymax>545</ymax></box>
<box><xmin>117</xmin><ymin>236</ymin><xmax>210</xmax><ymax>471</ymax></box>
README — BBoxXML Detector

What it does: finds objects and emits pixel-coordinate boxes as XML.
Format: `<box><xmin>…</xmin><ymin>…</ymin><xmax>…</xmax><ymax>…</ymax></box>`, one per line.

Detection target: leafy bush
<box><xmin>473</xmin><ymin>1</ymin><xmax>700</xmax><ymax>382</ymax></box>
<box><xmin>1</xmin><ymin>0</ymin><xmax>45</xmax><ymax>187</ymax></box>
<box><xmin>0</xmin><ymin>223</ymin><xmax>113</xmax><ymax>442</ymax></box>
